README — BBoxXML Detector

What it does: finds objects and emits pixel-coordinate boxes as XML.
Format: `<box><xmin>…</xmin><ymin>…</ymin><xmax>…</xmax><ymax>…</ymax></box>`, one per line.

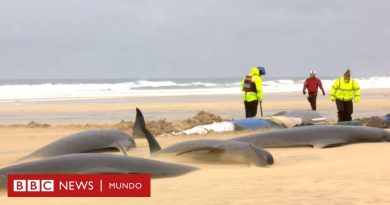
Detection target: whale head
<box><xmin>248</xmin><ymin>144</ymin><xmax>274</xmax><ymax>166</ymax></box>
<box><xmin>383</xmin><ymin>130</ymin><xmax>390</xmax><ymax>141</ymax></box>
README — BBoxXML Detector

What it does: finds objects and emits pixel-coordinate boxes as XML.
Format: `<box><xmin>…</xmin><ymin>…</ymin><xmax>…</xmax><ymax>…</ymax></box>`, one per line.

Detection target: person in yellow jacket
<box><xmin>240</xmin><ymin>66</ymin><xmax>265</xmax><ymax>118</ymax></box>
<box><xmin>330</xmin><ymin>69</ymin><xmax>360</xmax><ymax>122</ymax></box>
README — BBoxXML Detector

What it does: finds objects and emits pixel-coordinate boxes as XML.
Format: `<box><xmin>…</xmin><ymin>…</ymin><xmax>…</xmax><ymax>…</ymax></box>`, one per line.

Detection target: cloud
<box><xmin>0</xmin><ymin>0</ymin><xmax>389</xmax><ymax>79</ymax></box>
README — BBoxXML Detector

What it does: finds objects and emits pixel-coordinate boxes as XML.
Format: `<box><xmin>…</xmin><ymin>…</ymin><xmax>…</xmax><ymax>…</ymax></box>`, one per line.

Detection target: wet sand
<box><xmin>0</xmin><ymin>88</ymin><xmax>389</xmax><ymax>124</ymax></box>
<box><xmin>1</xmin><ymin>88</ymin><xmax>390</xmax><ymax>204</ymax></box>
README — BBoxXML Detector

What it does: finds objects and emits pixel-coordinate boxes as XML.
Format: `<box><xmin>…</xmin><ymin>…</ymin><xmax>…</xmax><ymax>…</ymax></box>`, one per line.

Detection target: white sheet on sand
<box><xmin>176</xmin><ymin>121</ymin><xmax>235</xmax><ymax>135</ymax></box>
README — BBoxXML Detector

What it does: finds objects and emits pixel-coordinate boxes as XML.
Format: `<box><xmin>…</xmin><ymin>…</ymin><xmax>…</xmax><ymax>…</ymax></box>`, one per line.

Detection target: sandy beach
<box><xmin>1</xmin><ymin>88</ymin><xmax>390</xmax><ymax>204</ymax></box>
<box><xmin>1</xmin><ymin>88</ymin><xmax>390</xmax><ymax>124</ymax></box>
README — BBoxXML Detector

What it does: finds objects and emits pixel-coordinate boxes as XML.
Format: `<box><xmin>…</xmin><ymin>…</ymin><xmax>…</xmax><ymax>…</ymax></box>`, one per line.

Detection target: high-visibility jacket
<box><xmin>241</xmin><ymin>67</ymin><xmax>263</xmax><ymax>102</ymax></box>
<box><xmin>330</xmin><ymin>76</ymin><xmax>360</xmax><ymax>102</ymax></box>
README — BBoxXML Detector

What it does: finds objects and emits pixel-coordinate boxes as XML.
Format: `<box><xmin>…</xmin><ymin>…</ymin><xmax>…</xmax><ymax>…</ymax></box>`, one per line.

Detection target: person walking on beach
<box><xmin>303</xmin><ymin>70</ymin><xmax>325</xmax><ymax>111</ymax></box>
<box><xmin>241</xmin><ymin>66</ymin><xmax>265</xmax><ymax>118</ymax></box>
<box><xmin>330</xmin><ymin>69</ymin><xmax>361</xmax><ymax>122</ymax></box>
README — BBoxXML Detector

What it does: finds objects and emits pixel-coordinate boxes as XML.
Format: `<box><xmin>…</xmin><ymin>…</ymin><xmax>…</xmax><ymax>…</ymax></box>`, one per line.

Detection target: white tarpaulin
<box><xmin>176</xmin><ymin>121</ymin><xmax>235</xmax><ymax>135</ymax></box>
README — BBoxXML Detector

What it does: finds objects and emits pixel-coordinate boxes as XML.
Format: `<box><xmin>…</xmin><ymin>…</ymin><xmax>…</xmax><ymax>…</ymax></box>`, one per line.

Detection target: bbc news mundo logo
<box><xmin>8</xmin><ymin>174</ymin><xmax>150</xmax><ymax>197</ymax></box>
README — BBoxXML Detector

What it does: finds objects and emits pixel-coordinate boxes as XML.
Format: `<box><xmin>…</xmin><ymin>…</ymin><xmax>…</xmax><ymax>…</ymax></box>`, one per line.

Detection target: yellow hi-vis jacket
<box><xmin>241</xmin><ymin>67</ymin><xmax>263</xmax><ymax>102</ymax></box>
<box><xmin>330</xmin><ymin>76</ymin><xmax>361</xmax><ymax>102</ymax></box>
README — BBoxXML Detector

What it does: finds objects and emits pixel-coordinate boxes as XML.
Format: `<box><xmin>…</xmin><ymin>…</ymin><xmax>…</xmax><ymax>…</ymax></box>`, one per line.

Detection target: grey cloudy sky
<box><xmin>0</xmin><ymin>0</ymin><xmax>389</xmax><ymax>79</ymax></box>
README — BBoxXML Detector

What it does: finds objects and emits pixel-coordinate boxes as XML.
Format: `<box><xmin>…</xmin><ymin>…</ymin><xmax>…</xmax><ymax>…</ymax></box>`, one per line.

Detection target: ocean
<box><xmin>0</xmin><ymin>76</ymin><xmax>389</xmax><ymax>102</ymax></box>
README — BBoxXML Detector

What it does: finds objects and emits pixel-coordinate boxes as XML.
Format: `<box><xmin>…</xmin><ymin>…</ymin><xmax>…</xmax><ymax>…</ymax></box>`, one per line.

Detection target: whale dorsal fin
<box><xmin>132</xmin><ymin>108</ymin><xmax>146</xmax><ymax>139</ymax></box>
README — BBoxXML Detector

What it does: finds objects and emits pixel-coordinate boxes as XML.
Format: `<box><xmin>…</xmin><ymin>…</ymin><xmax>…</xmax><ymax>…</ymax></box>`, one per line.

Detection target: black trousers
<box><xmin>307</xmin><ymin>95</ymin><xmax>317</xmax><ymax>111</ymax></box>
<box><xmin>335</xmin><ymin>99</ymin><xmax>353</xmax><ymax>122</ymax></box>
<box><xmin>244</xmin><ymin>100</ymin><xmax>258</xmax><ymax>118</ymax></box>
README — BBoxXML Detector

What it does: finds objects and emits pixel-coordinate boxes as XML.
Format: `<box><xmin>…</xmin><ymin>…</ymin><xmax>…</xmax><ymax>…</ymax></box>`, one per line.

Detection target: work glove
<box><xmin>322</xmin><ymin>91</ymin><xmax>325</xmax><ymax>96</ymax></box>
<box><xmin>303</xmin><ymin>91</ymin><xmax>306</xmax><ymax>95</ymax></box>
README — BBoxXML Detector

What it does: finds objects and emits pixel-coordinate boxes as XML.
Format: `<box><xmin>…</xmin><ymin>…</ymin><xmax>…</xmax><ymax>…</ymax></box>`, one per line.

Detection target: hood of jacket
<box><xmin>249</xmin><ymin>67</ymin><xmax>259</xmax><ymax>76</ymax></box>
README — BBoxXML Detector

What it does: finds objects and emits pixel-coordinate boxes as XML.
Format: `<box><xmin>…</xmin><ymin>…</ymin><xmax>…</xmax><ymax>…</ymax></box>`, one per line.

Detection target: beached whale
<box><xmin>134</xmin><ymin>108</ymin><xmax>273</xmax><ymax>167</ymax></box>
<box><xmin>231</xmin><ymin>125</ymin><xmax>390</xmax><ymax>148</ymax></box>
<box><xmin>17</xmin><ymin>130</ymin><xmax>136</xmax><ymax>161</ymax></box>
<box><xmin>0</xmin><ymin>153</ymin><xmax>197</xmax><ymax>191</ymax></box>
<box><xmin>273</xmin><ymin>109</ymin><xmax>324</xmax><ymax>125</ymax></box>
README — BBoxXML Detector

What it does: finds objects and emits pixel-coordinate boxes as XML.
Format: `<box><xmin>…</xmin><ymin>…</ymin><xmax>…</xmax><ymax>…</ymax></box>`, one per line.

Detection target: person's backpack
<box><xmin>243</xmin><ymin>75</ymin><xmax>257</xmax><ymax>92</ymax></box>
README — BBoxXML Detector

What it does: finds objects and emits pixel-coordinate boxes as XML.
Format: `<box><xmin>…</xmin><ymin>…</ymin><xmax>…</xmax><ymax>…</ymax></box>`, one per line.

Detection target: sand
<box><xmin>1</xmin><ymin>88</ymin><xmax>389</xmax><ymax>124</ymax></box>
<box><xmin>1</xmin><ymin>88</ymin><xmax>390</xmax><ymax>204</ymax></box>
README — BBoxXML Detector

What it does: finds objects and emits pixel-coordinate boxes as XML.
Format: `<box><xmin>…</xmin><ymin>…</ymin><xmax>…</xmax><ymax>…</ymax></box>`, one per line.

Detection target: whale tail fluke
<box><xmin>134</xmin><ymin>108</ymin><xmax>162</xmax><ymax>153</ymax></box>
<box><xmin>141</xmin><ymin>126</ymin><xmax>162</xmax><ymax>153</ymax></box>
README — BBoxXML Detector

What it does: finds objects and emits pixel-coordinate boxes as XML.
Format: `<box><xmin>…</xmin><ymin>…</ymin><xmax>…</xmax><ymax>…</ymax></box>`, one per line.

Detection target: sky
<box><xmin>0</xmin><ymin>0</ymin><xmax>389</xmax><ymax>79</ymax></box>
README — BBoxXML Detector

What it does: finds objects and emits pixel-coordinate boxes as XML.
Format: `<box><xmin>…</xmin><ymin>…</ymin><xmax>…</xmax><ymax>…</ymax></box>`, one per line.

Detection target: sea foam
<box><xmin>0</xmin><ymin>76</ymin><xmax>388</xmax><ymax>101</ymax></box>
